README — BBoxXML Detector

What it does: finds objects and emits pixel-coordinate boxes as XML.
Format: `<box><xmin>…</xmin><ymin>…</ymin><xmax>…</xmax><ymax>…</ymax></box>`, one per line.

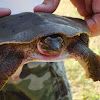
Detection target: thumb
<box><xmin>34</xmin><ymin>0</ymin><xmax>60</xmax><ymax>13</ymax></box>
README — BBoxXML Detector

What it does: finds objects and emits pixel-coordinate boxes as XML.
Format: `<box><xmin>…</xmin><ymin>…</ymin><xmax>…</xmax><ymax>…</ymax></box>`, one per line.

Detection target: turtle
<box><xmin>0</xmin><ymin>12</ymin><xmax>100</xmax><ymax>91</ymax></box>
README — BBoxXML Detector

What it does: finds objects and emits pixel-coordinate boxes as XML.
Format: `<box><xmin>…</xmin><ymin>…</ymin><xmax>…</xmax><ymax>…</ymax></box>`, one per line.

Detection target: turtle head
<box><xmin>37</xmin><ymin>35</ymin><xmax>64</xmax><ymax>55</ymax></box>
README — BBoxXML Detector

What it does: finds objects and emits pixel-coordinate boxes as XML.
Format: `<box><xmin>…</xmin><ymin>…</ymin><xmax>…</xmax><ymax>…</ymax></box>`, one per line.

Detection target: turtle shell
<box><xmin>0</xmin><ymin>12</ymin><xmax>90</xmax><ymax>43</ymax></box>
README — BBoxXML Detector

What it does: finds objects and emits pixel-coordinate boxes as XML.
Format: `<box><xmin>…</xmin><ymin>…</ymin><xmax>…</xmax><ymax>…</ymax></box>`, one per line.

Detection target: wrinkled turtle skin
<box><xmin>0</xmin><ymin>12</ymin><xmax>100</xmax><ymax>90</ymax></box>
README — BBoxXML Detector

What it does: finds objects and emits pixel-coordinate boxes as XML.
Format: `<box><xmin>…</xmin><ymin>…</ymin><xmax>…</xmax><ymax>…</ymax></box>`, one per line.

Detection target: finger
<box><xmin>85</xmin><ymin>14</ymin><xmax>100</xmax><ymax>37</ymax></box>
<box><xmin>70</xmin><ymin>0</ymin><xmax>79</xmax><ymax>7</ymax></box>
<box><xmin>0</xmin><ymin>8</ymin><xmax>11</xmax><ymax>18</ymax></box>
<box><xmin>70</xmin><ymin>0</ymin><xmax>89</xmax><ymax>17</ymax></box>
<box><xmin>85</xmin><ymin>0</ymin><xmax>93</xmax><ymax>15</ymax></box>
<box><xmin>92</xmin><ymin>0</ymin><xmax>100</xmax><ymax>13</ymax></box>
<box><xmin>34</xmin><ymin>0</ymin><xmax>60</xmax><ymax>13</ymax></box>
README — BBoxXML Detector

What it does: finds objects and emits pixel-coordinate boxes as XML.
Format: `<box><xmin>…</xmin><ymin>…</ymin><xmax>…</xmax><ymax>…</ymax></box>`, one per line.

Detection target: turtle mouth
<box><xmin>37</xmin><ymin>42</ymin><xmax>62</xmax><ymax>56</ymax></box>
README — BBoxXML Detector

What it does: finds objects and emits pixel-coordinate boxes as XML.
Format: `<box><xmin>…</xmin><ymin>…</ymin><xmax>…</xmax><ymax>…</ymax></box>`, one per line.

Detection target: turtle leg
<box><xmin>67</xmin><ymin>43</ymin><xmax>100</xmax><ymax>81</ymax></box>
<box><xmin>0</xmin><ymin>44</ymin><xmax>25</xmax><ymax>90</ymax></box>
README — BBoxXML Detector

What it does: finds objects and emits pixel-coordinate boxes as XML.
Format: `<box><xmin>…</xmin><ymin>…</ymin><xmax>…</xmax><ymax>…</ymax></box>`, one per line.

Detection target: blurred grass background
<box><xmin>54</xmin><ymin>0</ymin><xmax>100</xmax><ymax>100</ymax></box>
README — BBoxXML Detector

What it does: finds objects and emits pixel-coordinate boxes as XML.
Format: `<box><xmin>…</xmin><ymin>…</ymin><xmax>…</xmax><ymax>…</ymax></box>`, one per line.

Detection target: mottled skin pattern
<box><xmin>1</xmin><ymin>62</ymin><xmax>72</xmax><ymax>100</ymax></box>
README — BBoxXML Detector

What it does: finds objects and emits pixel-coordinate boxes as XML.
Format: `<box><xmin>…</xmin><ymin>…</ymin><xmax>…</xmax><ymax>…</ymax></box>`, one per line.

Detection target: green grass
<box><xmin>54</xmin><ymin>0</ymin><xmax>100</xmax><ymax>100</ymax></box>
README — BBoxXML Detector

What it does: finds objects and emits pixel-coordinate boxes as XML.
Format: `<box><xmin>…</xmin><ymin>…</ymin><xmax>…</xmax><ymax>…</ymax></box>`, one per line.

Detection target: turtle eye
<box><xmin>44</xmin><ymin>37</ymin><xmax>52</xmax><ymax>44</ymax></box>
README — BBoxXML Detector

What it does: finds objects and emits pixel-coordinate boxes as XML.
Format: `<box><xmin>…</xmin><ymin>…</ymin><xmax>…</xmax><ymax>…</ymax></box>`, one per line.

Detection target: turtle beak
<box><xmin>50</xmin><ymin>41</ymin><xmax>62</xmax><ymax>53</ymax></box>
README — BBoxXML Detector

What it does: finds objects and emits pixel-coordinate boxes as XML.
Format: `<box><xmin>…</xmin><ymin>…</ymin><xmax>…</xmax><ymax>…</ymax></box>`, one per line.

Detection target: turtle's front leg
<box><xmin>67</xmin><ymin>43</ymin><xmax>100</xmax><ymax>81</ymax></box>
<box><xmin>0</xmin><ymin>44</ymin><xmax>25</xmax><ymax>90</ymax></box>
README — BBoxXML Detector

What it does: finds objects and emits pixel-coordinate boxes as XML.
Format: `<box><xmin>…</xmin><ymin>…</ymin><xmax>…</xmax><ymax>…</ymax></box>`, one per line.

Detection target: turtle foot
<box><xmin>88</xmin><ymin>55</ymin><xmax>100</xmax><ymax>81</ymax></box>
<box><xmin>68</xmin><ymin>43</ymin><xmax>100</xmax><ymax>81</ymax></box>
<box><xmin>76</xmin><ymin>49</ymin><xmax>100</xmax><ymax>81</ymax></box>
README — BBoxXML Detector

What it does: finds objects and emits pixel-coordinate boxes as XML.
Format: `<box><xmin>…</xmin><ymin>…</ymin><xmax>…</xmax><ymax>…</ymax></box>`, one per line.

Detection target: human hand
<box><xmin>0</xmin><ymin>8</ymin><xmax>11</xmax><ymax>18</ymax></box>
<box><xmin>70</xmin><ymin>0</ymin><xmax>100</xmax><ymax>37</ymax></box>
<box><xmin>34</xmin><ymin>0</ymin><xmax>100</xmax><ymax>37</ymax></box>
<box><xmin>34</xmin><ymin>0</ymin><xmax>60</xmax><ymax>13</ymax></box>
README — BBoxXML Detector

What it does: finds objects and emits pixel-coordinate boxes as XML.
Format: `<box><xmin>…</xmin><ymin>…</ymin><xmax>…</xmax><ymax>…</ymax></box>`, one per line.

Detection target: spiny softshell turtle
<box><xmin>0</xmin><ymin>12</ymin><xmax>100</xmax><ymax>90</ymax></box>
